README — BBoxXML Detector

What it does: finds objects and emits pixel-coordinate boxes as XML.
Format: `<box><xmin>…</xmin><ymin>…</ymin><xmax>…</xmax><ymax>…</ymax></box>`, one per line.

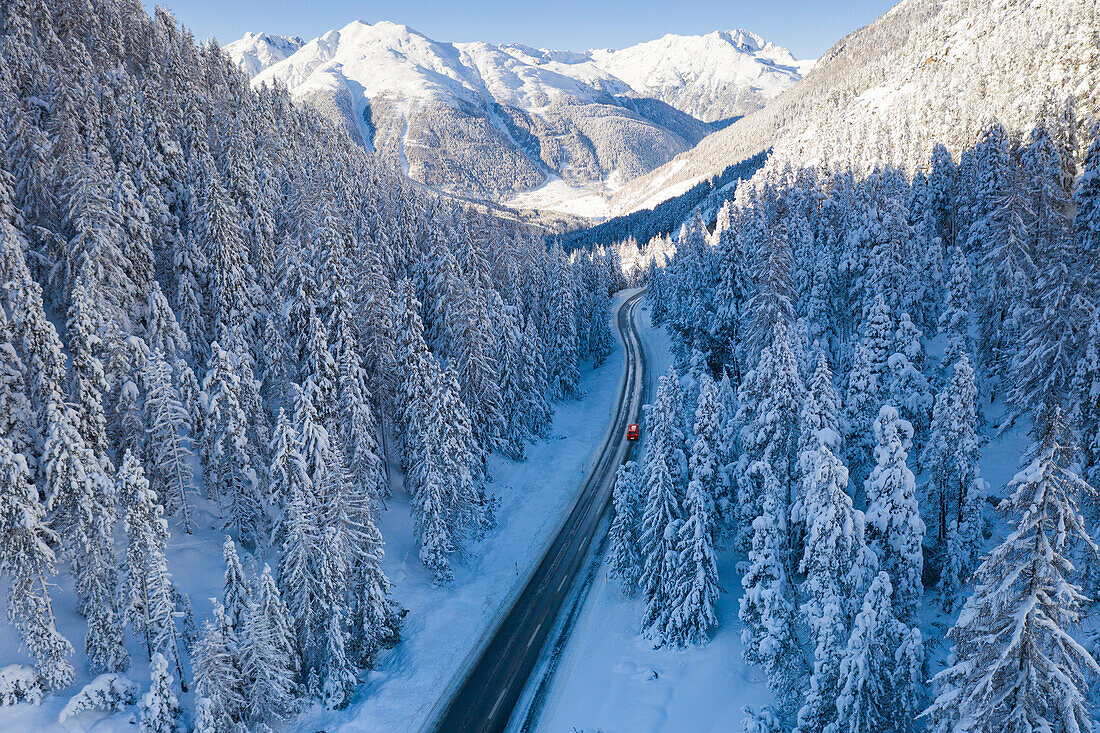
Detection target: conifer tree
<box><xmin>939</xmin><ymin>246</ymin><xmax>972</xmax><ymax>367</ymax></box>
<box><xmin>119</xmin><ymin>452</ymin><xmax>185</xmax><ymax>688</ymax></box>
<box><xmin>608</xmin><ymin>460</ymin><xmax>643</xmax><ymax>593</ymax></box>
<box><xmin>0</xmin><ymin>436</ymin><xmax>74</xmax><ymax>690</ymax></box>
<box><xmin>735</xmin><ymin>322</ymin><xmax>804</xmax><ymax>549</ymax></box>
<box><xmin>222</xmin><ymin>537</ymin><xmax>249</xmax><ymax>632</ymax></box>
<box><xmin>666</xmin><ymin>375</ymin><xmax>721</xmax><ymax>646</ymax></box>
<box><xmin>241</xmin><ymin>564</ymin><xmax>299</xmax><ymax>724</ymax></box>
<box><xmin>796</xmin><ymin>447</ymin><xmax>877</xmax><ymax>733</ymax></box>
<box><xmin>842</xmin><ymin>343</ymin><xmax>879</xmax><ymax>493</ymax></box>
<box><xmin>192</xmin><ymin>600</ymin><xmax>246</xmax><ymax>729</ymax></box>
<box><xmin>924</xmin><ymin>411</ymin><xmax>1100</xmax><ymax>733</ymax></box>
<box><xmin>740</xmin><ymin>485</ymin><xmax>806</xmax><ymax>717</ymax></box>
<box><xmin>140</xmin><ymin>652</ymin><xmax>182</xmax><ymax>733</ymax></box>
<box><xmin>43</xmin><ymin>406</ymin><xmax>128</xmax><ymax>674</ymax></box>
<box><xmin>920</xmin><ymin>357</ymin><xmax>984</xmax><ymax>608</ymax></box>
<box><xmin>144</xmin><ymin>352</ymin><xmax>194</xmax><ymax>533</ymax></box>
<box><xmin>832</xmin><ymin>572</ymin><xmax>920</xmax><ymax>733</ymax></box>
<box><xmin>864</xmin><ymin>406</ymin><xmax>924</xmax><ymax>623</ymax></box>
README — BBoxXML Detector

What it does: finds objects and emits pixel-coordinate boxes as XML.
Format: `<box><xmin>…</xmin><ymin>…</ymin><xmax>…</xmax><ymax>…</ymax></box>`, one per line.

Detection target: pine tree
<box><xmin>140</xmin><ymin>652</ymin><xmax>182</xmax><ymax>733</ymax></box>
<box><xmin>202</xmin><ymin>341</ymin><xmax>264</xmax><ymax>546</ymax></box>
<box><xmin>665</xmin><ymin>376</ymin><xmax>721</xmax><ymax>646</ymax></box>
<box><xmin>0</xmin><ymin>436</ymin><xmax>74</xmax><ymax>690</ymax></box>
<box><xmin>222</xmin><ymin>537</ymin><xmax>249</xmax><ymax>632</ymax></box>
<box><xmin>608</xmin><ymin>460</ymin><xmax>643</xmax><ymax>594</ymax></box>
<box><xmin>192</xmin><ymin>599</ymin><xmax>246</xmax><ymax>730</ymax></box>
<box><xmin>842</xmin><ymin>344</ymin><xmax>879</xmax><ymax>493</ymax></box>
<box><xmin>796</xmin><ymin>447</ymin><xmax>878</xmax><ymax>733</ymax></box>
<box><xmin>864</xmin><ymin>405</ymin><xmax>924</xmax><ymax>623</ymax></box>
<box><xmin>144</xmin><ymin>352</ymin><xmax>194</xmax><ymax>533</ymax></box>
<box><xmin>939</xmin><ymin>246</ymin><xmax>972</xmax><ymax>367</ymax></box>
<box><xmin>736</xmin><ymin>322</ymin><xmax>804</xmax><ymax>550</ymax></box>
<box><xmin>793</xmin><ymin>353</ymin><xmax>842</xmax><ymax>555</ymax></box>
<box><xmin>831</xmin><ymin>572</ymin><xmax>920</xmax><ymax>733</ymax></box>
<box><xmin>740</xmin><ymin>485</ymin><xmax>806</xmax><ymax>718</ymax></box>
<box><xmin>639</xmin><ymin>372</ymin><xmax>686</xmax><ymax>643</ymax></box>
<box><xmin>43</xmin><ymin>405</ymin><xmax>129</xmax><ymax>674</ymax></box>
<box><xmin>241</xmin><ymin>564</ymin><xmax>298</xmax><ymax>724</ymax></box>
<box><xmin>119</xmin><ymin>452</ymin><xmax>185</xmax><ymax>689</ymax></box>
<box><xmin>923</xmin><ymin>411</ymin><xmax>1100</xmax><ymax>733</ymax></box>
<box><xmin>920</xmin><ymin>357</ymin><xmax>984</xmax><ymax>609</ymax></box>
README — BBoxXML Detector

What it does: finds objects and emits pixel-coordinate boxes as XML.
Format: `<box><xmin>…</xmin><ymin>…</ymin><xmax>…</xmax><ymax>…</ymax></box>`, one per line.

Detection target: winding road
<box><xmin>430</xmin><ymin>290</ymin><xmax>648</xmax><ymax>733</ymax></box>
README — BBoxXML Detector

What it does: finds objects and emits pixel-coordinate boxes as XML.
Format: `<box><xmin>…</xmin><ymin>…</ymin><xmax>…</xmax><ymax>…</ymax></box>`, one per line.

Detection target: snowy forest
<box><xmin>0</xmin><ymin>0</ymin><xmax>625</xmax><ymax>729</ymax></box>
<box><xmin>608</xmin><ymin>101</ymin><xmax>1100</xmax><ymax>731</ymax></box>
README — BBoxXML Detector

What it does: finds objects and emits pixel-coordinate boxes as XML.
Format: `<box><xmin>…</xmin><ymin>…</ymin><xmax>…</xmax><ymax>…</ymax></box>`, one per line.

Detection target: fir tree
<box><xmin>0</xmin><ymin>436</ymin><xmax>74</xmax><ymax>690</ymax></box>
<box><xmin>192</xmin><ymin>600</ymin><xmax>246</xmax><ymax>730</ymax></box>
<box><xmin>140</xmin><ymin>652</ymin><xmax>182</xmax><ymax>733</ymax></box>
<box><xmin>608</xmin><ymin>460</ymin><xmax>644</xmax><ymax>594</ymax></box>
<box><xmin>864</xmin><ymin>405</ymin><xmax>924</xmax><ymax>623</ymax></box>
<box><xmin>119</xmin><ymin>452</ymin><xmax>185</xmax><ymax>689</ymax></box>
<box><xmin>143</xmin><ymin>352</ymin><xmax>194</xmax><ymax>533</ymax></box>
<box><xmin>241</xmin><ymin>564</ymin><xmax>299</xmax><ymax>724</ymax></box>
<box><xmin>740</xmin><ymin>485</ymin><xmax>806</xmax><ymax>718</ymax></box>
<box><xmin>831</xmin><ymin>572</ymin><xmax>920</xmax><ymax>733</ymax></box>
<box><xmin>923</xmin><ymin>411</ymin><xmax>1100</xmax><ymax>733</ymax></box>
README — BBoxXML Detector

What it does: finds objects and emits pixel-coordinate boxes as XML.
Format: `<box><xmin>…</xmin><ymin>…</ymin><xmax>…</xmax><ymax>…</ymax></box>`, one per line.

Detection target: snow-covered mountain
<box><xmin>588</xmin><ymin>30</ymin><xmax>812</xmax><ymax>123</ymax></box>
<box><xmin>223</xmin><ymin>32</ymin><xmax>304</xmax><ymax>76</ymax></box>
<box><xmin>607</xmin><ymin>0</ymin><xmax>1100</xmax><ymax>216</ymax></box>
<box><xmin>229</xmin><ymin>21</ymin><xmax>809</xmax><ymax>204</ymax></box>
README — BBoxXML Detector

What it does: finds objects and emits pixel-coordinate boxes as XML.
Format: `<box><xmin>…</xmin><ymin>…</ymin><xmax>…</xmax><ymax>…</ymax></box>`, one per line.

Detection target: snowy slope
<box><xmin>223</xmin><ymin>32</ymin><xmax>304</xmax><ymax>76</ymax></box>
<box><xmin>231</xmin><ymin>21</ymin><xmax>809</xmax><ymax>204</ymax></box>
<box><xmin>607</xmin><ymin>0</ymin><xmax>1100</xmax><ymax>216</ymax></box>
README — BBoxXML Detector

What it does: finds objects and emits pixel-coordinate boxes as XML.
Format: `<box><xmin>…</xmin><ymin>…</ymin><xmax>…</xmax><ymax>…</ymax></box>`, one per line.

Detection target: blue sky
<box><xmin>145</xmin><ymin>0</ymin><xmax>898</xmax><ymax>59</ymax></box>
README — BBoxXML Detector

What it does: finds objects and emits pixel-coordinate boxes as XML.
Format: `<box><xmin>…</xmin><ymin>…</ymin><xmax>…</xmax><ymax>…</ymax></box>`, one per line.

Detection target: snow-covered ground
<box><xmin>0</xmin><ymin>296</ymin><xmax>634</xmax><ymax>732</ymax></box>
<box><xmin>530</xmin><ymin>306</ymin><xmax>1034</xmax><ymax>733</ymax></box>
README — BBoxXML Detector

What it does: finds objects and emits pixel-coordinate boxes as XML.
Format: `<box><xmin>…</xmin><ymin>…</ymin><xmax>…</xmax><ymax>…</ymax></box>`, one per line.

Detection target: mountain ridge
<box><xmin>228</xmin><ymin>21</ymin><xmax>810</xmax><ymax>208</ymax></box>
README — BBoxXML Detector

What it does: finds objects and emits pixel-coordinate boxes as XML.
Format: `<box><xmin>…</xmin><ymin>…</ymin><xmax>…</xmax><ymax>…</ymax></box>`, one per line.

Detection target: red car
<box><xmin>626</xmin><ymin>423</ymin><xmax>640</xmax><ymax>441</ymax></box>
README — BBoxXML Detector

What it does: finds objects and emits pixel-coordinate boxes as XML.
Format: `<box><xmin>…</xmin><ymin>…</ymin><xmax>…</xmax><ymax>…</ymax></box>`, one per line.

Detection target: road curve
<box><xmin>430</xmin><ymin>290</ymin><xmax>648</xmax><ymax>733</ymax></box>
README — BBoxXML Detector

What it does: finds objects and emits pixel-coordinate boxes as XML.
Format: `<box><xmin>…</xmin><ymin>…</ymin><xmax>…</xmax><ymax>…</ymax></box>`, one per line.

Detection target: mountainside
<box><xmin>230</xmin><ymin>21</ymin><xmax>808</xmax><ymax>205</ymax></box>
<box><xmin>223</xmin><ymin>31</ymin><xmax>304</xmax><ymax>76</ymax></box>
<box><xmin>608</xmin><ymin>0</ymin><xmax>1100</xmax><ymax>216</ymax></box>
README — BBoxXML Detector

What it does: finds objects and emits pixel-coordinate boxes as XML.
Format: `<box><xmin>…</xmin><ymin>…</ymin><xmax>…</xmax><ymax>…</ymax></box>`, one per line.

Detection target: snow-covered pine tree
<box><xmin>66</xmin><ymin>275</ymin><xmax>112</xmax><ymax>463</ymax></box>
<box><xmin>665</xmin><ymin>374</ymin><xmax>721</xmax><ymax>646</ymax></box>
<box><xmin>792</xmin><ymin>353</ymin><xmax>842</xmax><ymax>558</ymax></box>
<box><xmin>201</xmin><ymin>341</ymin><xmax>264</xmax><ymax>546</ymax></box>
<box><xmin>920</xmin><ymin>357</ymin><xmax>984</xmax><ymax>609</ymax></box>
<box><xmin>796</xmin><ymin>447</ymin><xmax>878</xmax><ymax>733</ymax></box>
<box><xmin>831</xmin><ymin>572</ymin><xmax>922</xmax><ymax>733</ymax></box>
<box><xmin>0</xmin><ymin>309</ymin><xmax>36</xmax><ymax>467</ymax></box>
<box><xmin>939</xmin><ymin>246</ymin><xmax>972</xmax><ymax>368</ymax></box>
<box><xmin>842</xmin><ymin>343</ymin><xmax>879</xmax><ymax>494</ymax></box>
<box><xmin>740</xmin><ymin>485</ymin><xmax>806</xmax><ymax>718</ymax></box>
<box><xmin>241</xmin><ymin>564</ymin><xmax>299</xmax><ymax>724</ymax></box>
<box><xmin>923</xmin><ymin>410</ymin><xmax>1100</xmax><ymax>733</ymax></box>
<box><xmin>639</xmin><ymin>371</ymin><xmax>687</xmax><ymax>643</ymax></box>
<box><xmin>143</xmin><ymin>352</ymin><xmax>194</xmax><ymax>533</ymax></box>
<box><xmin>608</xmin><ymin>460</ymin><xmax>644</xmax><ymax>594</ymax></box>
<box><xmin>333</xmin><ymin>309</ymin><xmax>386</xmax><ymax>507</ymax></box>
<box><xmin>222</xmin><ymin>537</ymin><xmax>249</xmax><ymax>632</ymax></box>
<box><xmin>139</xmin><ymin>652</ymin><xmax>182</xmax><ymax>733</ymax></box>
<box><xmin>0</xmin><ymin>436</ymin><xmax>74</xmax><ymax>690</ymax></box>
<box><xmin>43</xmin><ymin>405</ymin><xmax>129</xmax><ymax>674</ymax></box>
<box><xmin>267</xmin><ymin>407</ymin><xmax>307</xmax><ymax>515</ymax></box>
<box><xmin>191</xmin><ymin>599</ymin><xmax>246</xmax><ymax>730</ymax></box>
<box><xmin>735</xmin><ymin>322</ymin><xmax>804</xmax><ymax>550</ymax></box>
<box><xmin>119</xmin><ymin>452</ymin><xmax>185</xmax><ymax>688</ymax></box>
<box><xmin>859</xmin><ymin>294</ymin><xmax>894</xmax><ymax>384</ymax></box>
<box><xmin>863</xmin><ymin>406</ymin><xmax>924</xmax><ymax>623</ymax></box>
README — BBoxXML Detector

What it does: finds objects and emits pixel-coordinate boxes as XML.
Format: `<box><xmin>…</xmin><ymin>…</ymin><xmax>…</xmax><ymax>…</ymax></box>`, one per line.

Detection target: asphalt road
<box><xmin>430</xmin><ymin>290</ymin><xmax>648</xmax><ymax>733</ymax></box>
